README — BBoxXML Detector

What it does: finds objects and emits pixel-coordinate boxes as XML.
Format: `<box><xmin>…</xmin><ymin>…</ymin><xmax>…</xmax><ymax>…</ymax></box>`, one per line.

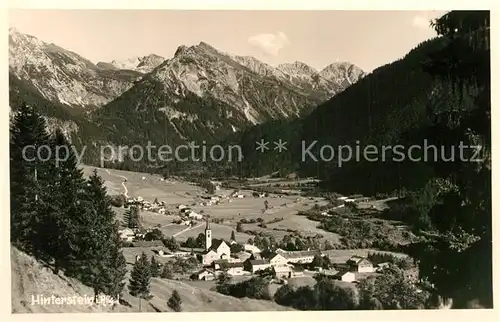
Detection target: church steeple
<box><xmin>205</xmin><ymin>217</ymin><xmax>212</xmax><ymax>251</ymax></box>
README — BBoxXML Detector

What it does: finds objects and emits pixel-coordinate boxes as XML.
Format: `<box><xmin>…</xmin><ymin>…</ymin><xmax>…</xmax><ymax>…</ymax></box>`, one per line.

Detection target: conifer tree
<box><xmin>128</xmin><ymin>252</ymin><xmax>152</xmax><ymax>311</ymax></box>
<box><xmin>47</xmin><ymin>129</ymin><xmax>88</xmax><ymax>275</ymax></box>
<box><xmin>81</xmin><ymin>170</ymin><xmax>127</xmax><ymax>299</ymax></box>
<box><xmin>9</xmin><ymin>103</ymin><xmax>51</xmax><ymax>256</ymax></box>
<box><xmin>230</xmin><ymin>230</ymin><xmax>236</xmax><ymax>241</ymax></box>
<box><xmin>409</xmin><ymin>11</ymin><xmax>492</xmax><ymax>308</ymax></box>
<box><xmin>101</xmin><ymin>227</ymin><xmax>127</xmax><ymax>299</ymax></box>
<box><xmin>150</xmin><ymin>255</ymin><xmax>160</xmax><ymax>278</ymax></box>
<box><xmin>167</xmin><ymin>290</ymin><xmax>182</xmax><ymax>312</ymax></box>
<box><xmin>124</xmin><ymin>206</ymin><xmax>141</xmax><ymax>229</ymax></box>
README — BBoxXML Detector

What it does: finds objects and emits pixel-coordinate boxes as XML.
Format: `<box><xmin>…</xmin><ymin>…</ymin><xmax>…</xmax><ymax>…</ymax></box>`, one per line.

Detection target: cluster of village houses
<box><xmin>148</xmin><ymin>218</ymin><xmax>385</xmax><ymax>284</ymax></box>
<box><xmin>118</xmin><ymin>185</ymin><xmax>390</xmax><ymax>284</ymax></box>
<box><xmin>125</xmin><ymin>196</ymin><xmax>168</xmax><ymax>214</ymax></box>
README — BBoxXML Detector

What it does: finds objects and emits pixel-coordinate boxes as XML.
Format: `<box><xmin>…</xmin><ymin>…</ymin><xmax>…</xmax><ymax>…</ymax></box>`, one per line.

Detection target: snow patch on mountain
<box><xmin>108</xmin><ymin>54</ymin><xmax>165</xmax><ymax>74</ymax></box>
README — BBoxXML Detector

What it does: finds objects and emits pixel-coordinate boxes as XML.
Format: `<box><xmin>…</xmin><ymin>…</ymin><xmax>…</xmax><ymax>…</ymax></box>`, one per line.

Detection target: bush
<box><xmin>216</xmin><ymin>277</ymin><xmax>271</xmax><ymax>300</ymax></box>
<box><xmin>144</xmin><ymin>228</ymin><xmax>164</xmax><ymax>241</ymax></box>
<box><xmin>230</xmin><ymin>243</ymin><xmax>244</xmax><ymax>253</ymax></box>
<box><xmin>274</xmin><ymin>280</ymin><xmax>357</xmax><ymax>310</ymax></box>
<box><xmin>109</xmin><ymin>194</ymin><xmax>126</xmax><ymax>207</ymax></box>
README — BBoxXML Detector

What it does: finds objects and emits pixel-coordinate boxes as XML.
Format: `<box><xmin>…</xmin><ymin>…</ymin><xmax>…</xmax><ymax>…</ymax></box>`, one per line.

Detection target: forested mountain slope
<box><xmin>232</xmin><ymin>36</ymin><xmax>478</xmax><ymax>195</ymax></box>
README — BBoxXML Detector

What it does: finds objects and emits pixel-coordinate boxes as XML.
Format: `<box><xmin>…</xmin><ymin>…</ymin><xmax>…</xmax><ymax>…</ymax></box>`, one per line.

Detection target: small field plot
<box><xmin>81</xmin><ymin>166</ymin><xmax>125</xmax><ymax>195</ymax></box>
<box><xmin>81</xmin><ymin>165</ymin><xmax>203</xmax><ymax>204</ymax></box>
<box><xmin>265</xmin><ymin>214</ymin><xmax>342</xmax><ymax>244</ymax></box>
<box><xmin>323</xmin><ymin>248</ymin><xmax>409</xmax><ymax>264</ymax></box>
<box><xmin>173</xmin><ymin>223</ymin><xmax>253</xmax><ymax>243</ymax></box>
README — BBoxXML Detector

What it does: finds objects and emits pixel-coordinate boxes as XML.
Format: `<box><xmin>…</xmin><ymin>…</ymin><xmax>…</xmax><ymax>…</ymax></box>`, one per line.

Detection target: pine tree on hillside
<box><xmin>9</xmin><ymin>103</ymin><xmax>51</xmax><ymax>256</ymax></box>
<box><xmin>47</xmin><ymin>129</ymin><xmax>88</xmax><ymax>275</ymax></box>
<box><xmin>167</xmin><ymin>290</ymin><xmax>182</xmax><ymax>312</ymax></box>
<box><xmin>128</xmin><ymin>252</ymin><xmax>153</xmax><ymax>311</ymax></box>
<box><xmin>150</xmin><ymin>255</ymin><xmax>161</xmax><ymax>278</ymax></box>
<box><xmin>230</xmin><ymin>230</ymin><xmax>236</xmax><ymax>241</ymax></box>
<box><xmin>81</xmin><ymin>170</ymin><xmax>127</xmax><ymax>298</ymax></box>
<box><xmin>409</xmin><ymin>11</ymin><xmax>492</xmax><ymax>308</ymax></box>
<box><xmin>100</xmin><ymin>225</ymin><xmax>127</xmax><ymax>299</ymax></box>
<box><xmin>124</xmin><ymin>206</ymin><xmax>141</xmax><ymax>229</ymax></box>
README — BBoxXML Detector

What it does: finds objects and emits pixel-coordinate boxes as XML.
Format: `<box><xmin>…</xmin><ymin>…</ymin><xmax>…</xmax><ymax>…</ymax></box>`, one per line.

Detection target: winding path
<box><xmin>173</xmin><ymin>223</ymin><xmax>204</xmax><ymax>237</ymax></box>
<box><xmin>105</xmin><ymin>169</ymin><xmax>129</xmax><ymax>198</ymax></box>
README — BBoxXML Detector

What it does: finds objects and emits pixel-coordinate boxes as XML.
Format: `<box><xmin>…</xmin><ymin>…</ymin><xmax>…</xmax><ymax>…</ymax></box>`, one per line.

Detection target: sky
<box><xmin>9</xmin><ymin>10</ymin><xmax>448</xmax><ymax>72</ymax></box>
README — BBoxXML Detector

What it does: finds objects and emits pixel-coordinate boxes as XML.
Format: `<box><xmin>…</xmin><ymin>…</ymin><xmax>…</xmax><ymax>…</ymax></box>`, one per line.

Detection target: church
<box><xmin>200</xmin><ymin>218</ymin><xmax>231</xmax><ymax>266</ymax></box>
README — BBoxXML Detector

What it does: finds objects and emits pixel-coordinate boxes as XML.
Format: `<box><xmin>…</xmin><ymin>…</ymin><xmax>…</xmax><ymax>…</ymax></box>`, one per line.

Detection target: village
<box><xmin>114</xmin><ymin>175</ymin><xmax>409</xmax><ymax>293</ymax></box>
<box><xmin>121</xmin><ymin>213</ymin><xmax>388</xmax><ymax>285</ymax></box>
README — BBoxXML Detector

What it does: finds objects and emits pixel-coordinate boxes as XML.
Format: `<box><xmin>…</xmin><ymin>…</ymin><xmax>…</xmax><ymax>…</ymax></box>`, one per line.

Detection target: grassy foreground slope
<box><xmin>11</xmin><ymin>246</ymin><xmax>292</xmax><ymax>313</ymax></box>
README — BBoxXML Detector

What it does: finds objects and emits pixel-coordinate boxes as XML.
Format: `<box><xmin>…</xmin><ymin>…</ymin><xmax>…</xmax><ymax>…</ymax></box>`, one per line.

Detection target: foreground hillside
<box><xmin>11</xmin><ymin>246</ymin><xmax>291</xmax><ymax>313</ymax></box>
<box><xmin>11</xmin><ymin>246</ymin><xmax>131</xmax><ymax>313</ymax></box>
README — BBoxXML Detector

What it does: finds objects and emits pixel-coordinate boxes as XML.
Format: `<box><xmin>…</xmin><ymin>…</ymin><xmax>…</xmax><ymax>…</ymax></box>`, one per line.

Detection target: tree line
<box><xmin>10</xmin><ymin>104</ymin><xmax>127</xmax><ymax>300</ymax></box>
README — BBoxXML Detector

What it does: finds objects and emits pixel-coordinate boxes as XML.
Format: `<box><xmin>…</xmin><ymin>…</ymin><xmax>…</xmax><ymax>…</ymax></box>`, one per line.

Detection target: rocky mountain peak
<box><xmin>136</xmin><ymin>54</ymin><xmax>165</xmax><ymax>72</ymax></box>
<box><xmin>9</xmin><ymin>29</ymin><xmax>140</xmax><ymax>108</ymax></box>
<box><xmin>10</xmin><ymin>30</ymin><xmax>366</xmax><ymax>146</ymax></box>
<box><xmin>319</xmin><ymin>62</ymin><xmax>366</xmax><ymax>86</ymax></box>
<box><xmin>277</xmin><ymin>61</ymin><xmax>318</xmax><ymax>77</ymax></box>
<box><xmin>174</xmin><ymin>45</ymin><xmax>189</xmax><ymax>57</ymax></box>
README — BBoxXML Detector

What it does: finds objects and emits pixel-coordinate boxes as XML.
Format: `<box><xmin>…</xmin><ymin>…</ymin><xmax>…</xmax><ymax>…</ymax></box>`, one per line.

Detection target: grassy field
<box><xmin>81</xmin><ymin>165</ymin><xmax>200</xmax><ymax>202</ymax></box>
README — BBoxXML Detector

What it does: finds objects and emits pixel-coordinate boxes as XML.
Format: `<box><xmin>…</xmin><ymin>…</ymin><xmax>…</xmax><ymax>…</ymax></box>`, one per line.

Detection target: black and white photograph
<box><xmin>6</xmin><ymin>3</ymin><xmax>494</xmax><ymax>317</ymax></box>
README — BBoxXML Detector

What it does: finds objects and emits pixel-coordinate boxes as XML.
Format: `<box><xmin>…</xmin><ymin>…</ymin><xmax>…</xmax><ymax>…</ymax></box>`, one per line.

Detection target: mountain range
<box><xmin>9</xmin><ymin>27</ymin><xmax>366</xmax><ymax>154</ymax></box>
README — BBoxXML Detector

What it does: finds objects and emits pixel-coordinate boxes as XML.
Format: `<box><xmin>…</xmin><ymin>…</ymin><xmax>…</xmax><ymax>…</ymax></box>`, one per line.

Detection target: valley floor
<box><xmin>81</xmin><ymin>165</ymin><xmax>342</xmax><ymax>245</ymax></box>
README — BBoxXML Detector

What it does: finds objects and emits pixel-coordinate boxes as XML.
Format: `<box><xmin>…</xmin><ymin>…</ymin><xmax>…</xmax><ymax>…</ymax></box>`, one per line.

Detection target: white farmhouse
<box><xmin>243</xmin><ymin>244</ymin><xmax>262</xmax><ymax>254</ymax></box>
<box><xmin>273</xmin><ymin>265</ymin><xmax>292</xmax><ymax>278</ymax></box>
<box><xmin>245</xmin><ymin>259</ymin><xmax>271</xmax><ymax>273</ymax></box>
<box><xmin>118</xmin><ymin>228</ymin><xmax>135</xmax><ymax>242</ymax></box>
<box><xmin>276</xmin><ymin>249</ymin><xmax>321</xmax><ymax>264</ymax></box>
<box><xmin>336</xmin><ymin>271</ymin><xmax>356</xmax><ymax>283</ymax></box>
<box><xmin>269</xmin><ymin>253</ymin><xmax>289</xmax><ymax>267</ymax></box>
<box><xmin>188</xmin><ymin>211</ymin><xmax>203</xmax><ymax>220</ymax></box>
<box><xmin>347</xmin><ymin>256</ymin><xmax>374</xmax><ymax>273</ymax></box>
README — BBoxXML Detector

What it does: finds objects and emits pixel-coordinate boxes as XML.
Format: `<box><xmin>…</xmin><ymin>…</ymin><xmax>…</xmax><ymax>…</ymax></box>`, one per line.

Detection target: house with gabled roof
<box><xmin>244</xmin><ymin>244</ymin><xmax>261</xmax><ymax>254</ymax></box>
<box><xmin>201</xmin><ymin>250</ymin><xmax>219</xmax><ymax>266</ymax></box>
<box><xmin>335</xmin><ymin>270</ymin><xmax>356</xmax><ymax>282</ymax></box>
<box><xmin>347</xmin><ymin>256</ymin><xmax>374</xmax><ymax>273</ymax></box>
<box><xmin>276</xmin><ymin>249</ymin><xmax>322</xmax><ymax>264</ymax></box>
<box><xmin>227</xmin><ymin>262</ymin><xmax>245</xmax><ymax>276</ymax></box>
<box><xmin>269</xmin><ymin>252</ymin><xmax>289</xmax><ymax>267</ymax></box>
<box><xmin>244</xmin><ymin>259</ymin><xmax>271</xmax><ymax>273</ymax></box>
<box><xmin>118</xmin><ymin>228</ymin><xmax>135</xmax><ymax>242</ymax></box>
<box><xmin>191</xmin><ymin>268</ymin><xmax>215</xmax><ymax>281</ymax></box>
<box><xmin>273</xmin><ymin>265</ymin><xmax>292</xmax><ymax>278</ymax></box>
<box><xmin>209</xmin><ymin>239</ymin><xmax>231</xmax><ymax>259</ymax></box>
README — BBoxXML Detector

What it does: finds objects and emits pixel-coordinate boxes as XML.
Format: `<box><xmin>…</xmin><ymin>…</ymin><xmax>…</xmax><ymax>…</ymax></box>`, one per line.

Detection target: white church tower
<box><xmin>205</xmin><ymin>217</ymin><xmax>212</xmax><ymax>251</ymax></box>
